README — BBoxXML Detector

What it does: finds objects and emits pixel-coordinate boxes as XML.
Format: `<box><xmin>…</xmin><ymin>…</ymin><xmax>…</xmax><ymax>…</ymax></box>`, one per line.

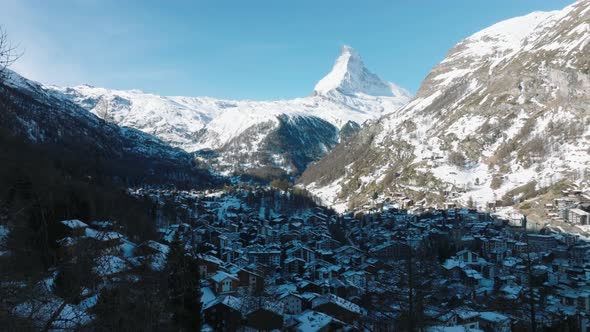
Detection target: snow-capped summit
<box><xmin>313</xmin><ymin>45</ymin><xmax>411</xmax><ymax>99</ymax></box>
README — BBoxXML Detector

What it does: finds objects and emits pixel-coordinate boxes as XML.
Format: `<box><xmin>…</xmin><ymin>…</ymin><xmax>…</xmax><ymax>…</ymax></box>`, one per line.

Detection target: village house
<box><xmin>202</xmin><ymin>295</ymin><xmax>243</xmax><ymax>331</ymax></box>
<box><xmin>569</xmin><ymin>208</ymin><xmax>590</xmax><ymax>225</ymax></box>
<box><xmin>279</xmin><ymin>292</ymin><xmax>303</xmax><ymax>314</ymax></box>
<box><xmin>210</xmin><ymin>271</ymin><xmax>239</xmax><ymax>294</ymax></box>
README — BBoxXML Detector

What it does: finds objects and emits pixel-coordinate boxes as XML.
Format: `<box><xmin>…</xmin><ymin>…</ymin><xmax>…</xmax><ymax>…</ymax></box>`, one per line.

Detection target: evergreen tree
<box><xmin>167</xmin><ymin>232</ymin><xmax>202</xmax><ymax>331</ymax></box>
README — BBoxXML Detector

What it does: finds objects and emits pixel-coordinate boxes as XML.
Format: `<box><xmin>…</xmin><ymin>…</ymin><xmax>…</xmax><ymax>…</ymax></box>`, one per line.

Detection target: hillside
<box><xmin>0</xmin><ymin>70</ymin><xmax>217</xmax><ymax>188</ymax></box>
<box><xmin>300</xmin><ymin>0</ymin><xmax>590</xmax><ymax>212</ymax></box>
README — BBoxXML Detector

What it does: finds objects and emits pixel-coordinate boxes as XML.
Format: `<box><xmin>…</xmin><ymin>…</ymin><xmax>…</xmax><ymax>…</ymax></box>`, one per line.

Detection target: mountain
<box><xmin>47</xmin><ymin>46</ymin><xmax>412</xmax><ymax>176</ymax></box>
<box><xmin>300</xmin><ymin>0</ymin><xmax>590</xmax><ymax>212</ymax></box>
<box><xmin>313</xmin><ymin>45</ymin><xmax>409</xmax><ymax>99</ymax></box>
<box><xmin>0</xmin><ymin>69</ymin><xmax>217</xmax><ymax>187</ymax></box>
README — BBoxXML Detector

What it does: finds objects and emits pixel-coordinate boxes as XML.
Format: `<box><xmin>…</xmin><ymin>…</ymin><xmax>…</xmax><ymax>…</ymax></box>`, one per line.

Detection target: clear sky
<box><xmin>1</xmin><ymin>0</ymin><xmax>573</xmax><ymax>100</ymax></box>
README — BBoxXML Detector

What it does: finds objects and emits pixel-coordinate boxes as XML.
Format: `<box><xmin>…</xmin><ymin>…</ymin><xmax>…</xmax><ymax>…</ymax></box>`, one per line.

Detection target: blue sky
<box><xmin>1</xmin><ymin>0</ymin><xmax>573</xmax><ymax>99</ymax></box>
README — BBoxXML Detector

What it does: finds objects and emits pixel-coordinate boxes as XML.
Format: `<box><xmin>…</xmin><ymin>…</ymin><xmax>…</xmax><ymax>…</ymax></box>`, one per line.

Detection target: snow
<box><xmin>444</xmin><ymin>10</ymin><xmax>556</xmax><ymax>65</ymax></box>
<box><xmin>432</xmin><ymin>69</ymin><xmax>473</xmax><ymax>87</ymax></box>
<box><xmin>303</xmin><ymin>179</ymin><xmax>348</xmax><ymax>213</ymax></box>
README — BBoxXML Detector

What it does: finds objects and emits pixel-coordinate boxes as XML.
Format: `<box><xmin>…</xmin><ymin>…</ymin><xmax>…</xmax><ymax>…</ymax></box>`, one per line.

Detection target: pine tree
<box><xmin>167</xmin><ymin>232</ymin><xmax>202</xmax><ymax>331</ymax></box>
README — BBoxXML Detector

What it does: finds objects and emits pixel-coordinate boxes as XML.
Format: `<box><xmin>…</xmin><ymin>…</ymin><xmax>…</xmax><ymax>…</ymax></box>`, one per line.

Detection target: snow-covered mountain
<box><xmin>313</xmin><ymin>45</ymin><xmax>408</xmax><ymax>99</ymax></box>
<box><xmin>48</xmin><ymin>46</ymin><xmax>411</xmax><ymax>175</ymax></box>
<box><xmin>300</xmin><ymin>0</ymin><xmax>590</xmax><ymax>212</ymax></box>
<box><xmin>0</xmin><ymin>69</ymin><xmax>217</xmax><ymax>187</ymax></box>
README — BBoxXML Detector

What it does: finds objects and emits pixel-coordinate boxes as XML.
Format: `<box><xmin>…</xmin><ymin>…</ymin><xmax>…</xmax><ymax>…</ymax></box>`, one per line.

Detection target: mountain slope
<box><xmin>47</xmin><ymin>46</ymin><xmax>412</xmax><ymax>175</ymax></box>
<box><xmin>300</xmin><ymin>0</ymin><xmax>590</xmax><ymax>212</ymax></box>
<box><xmin>0</xmin><ymin>70</ymin><xmax>217</xmax><ymax>187</ymax></box>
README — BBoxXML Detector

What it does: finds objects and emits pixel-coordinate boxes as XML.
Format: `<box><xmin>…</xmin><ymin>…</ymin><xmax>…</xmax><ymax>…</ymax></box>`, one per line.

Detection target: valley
<box><xmin>1</xmin><ymin>1</ymin><xmax>590</xmax><ymax>331</ymax></box>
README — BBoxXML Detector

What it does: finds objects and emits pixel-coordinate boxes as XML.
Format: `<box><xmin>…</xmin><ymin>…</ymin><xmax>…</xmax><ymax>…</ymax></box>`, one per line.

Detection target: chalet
<box><xmin>300</xmin><ymin>246</ymin><xmax>315</xmax><ymax>262</ymax></box>
<box><xmin>237</xmin><ymin>268</ymin><xmax>264</xmax><ymax>294</ymax></box>
<box><xmin>56</xmin><ymin>236</ymin><xmax>79</xmax><ymax>260</ymax></box>
<box><xmin>247</xmin><ymin>249</ymin><xmax>281</xmax><ymax>267</ymax></box>
<box><xmin>455</xmin><ymin>249</ymin><xmax>481</xmax><ymax>263</ymax></box>
<box><xmin>455</xmin><ymin>307</ymin><xmax>480</xmax><ymax>331</ymax></box>
<box><xmin>442</xmin><ymin>259</ymin><xmax>464</xmax><ymax>280</ymax></box>
<box><xmin>527</xmin><ymin>234</ymin><xmax>558</xmax><ymax>252</ymax></box>
<box><xmin>342</xmin><ymin>270</ymin><xmax>371</xmax><ymax>289</ymax></box>
<box><xmin>293</xmin><ymin>310</ymin><xmax>345</xmax><ymax>332</ymax></box>
<box><xmin>569</xmin><ymin>208</ymin><xmax>590</xmax><ymax>225</ymax></box>
<box><xmin>59</xmin><ymin>219</ymin><xmax>88</xmax><ymax>237</ymax></box>
<box><xmin>203</xmin><ymin>295</ymin><xmax>243</xmax><ymax>332</ymax></box>
<box><xmin>197</xmin><ymin>254</ymin><xmax>223</xmax><ymax>279</ymax></box>
<box><xmin>284</xmin><ymin>257</ymin><xmax>306</xmax><ymax>275</ymax></box>
<box><xmin>444</xmin><ymin>202</ymin><xmax>457</xmax><ymax>209</ymax></box>
<box><xmin>211</xmin><ymin>271</ymin><xmax>239</xmax><ymax>294</ymax></box>
<box><xmin>369</xmin><ymin>241</ymin><xmax>410</xmax><ymax>260</ymax></box>
<box><xmin>85</xmin><ymin>228</ymin><xmax>124</xmax><ymax>251</ymax></box>
<box><xmin>570</xmin><ymin>244</ymin><xmax>590</xmax><ymax>265</ymax></box>
<box><xmin>311</xmin><ymin>294</ymin><xmax>363</xmax><ymax>324</ymax></box>
<box><xmin>298</xmin><ymin>281</ymin><xmax>322</xmax><ymax>294</ymax></box>
<box><xmin>279</xmin><ymin>292</ymin><xmax>303</xmax><ymax>314</ymax></box>
<box><xmin>136</xmin><ymin>240</ymin><xmax>169</xmax><ymax>257</ymax></box>
<box><xmin>245</xmin><ymin>307</ymin><xmax>283</xmax><ymax>331</ymax></box>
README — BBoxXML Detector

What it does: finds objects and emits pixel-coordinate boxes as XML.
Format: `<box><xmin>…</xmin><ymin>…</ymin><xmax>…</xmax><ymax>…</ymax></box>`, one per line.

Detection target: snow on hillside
<box><xmin>301</xmin><ymin>0</ymin><xmax>590</xmax><ymax>212</ymax></box>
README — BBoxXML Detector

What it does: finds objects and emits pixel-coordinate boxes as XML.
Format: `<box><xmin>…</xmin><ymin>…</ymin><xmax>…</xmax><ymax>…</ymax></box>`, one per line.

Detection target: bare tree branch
<box><xmin>0</xmin><ymin>25</ymin><xmax>23</xmax><ymax>82</ymax></box>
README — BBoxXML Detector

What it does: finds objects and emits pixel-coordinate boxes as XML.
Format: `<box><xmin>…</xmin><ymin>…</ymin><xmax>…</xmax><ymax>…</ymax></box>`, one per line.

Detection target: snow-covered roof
<box><xmin>210</xmin><ymin>271</ymin><xmax>238</xmax><ymax>283</ymax></box>
<box><xmin>455</xmin><ymin>307</ymin><xmax>479</xmax><ymax>320</ymax></box>
<box><xmin>311</xmin><ymin>293</ymin><xmax>363</xmax><ymax>315</ymax></box>
<box><xmin>201</xmin><ymin>287</ymin><xmax>216</xmax><ymax>305</ymax></box>
<box><xmin>57</xmin><ymin>237</ymin><xmax>78</xmax><ymax>247</ymax></box>
<box><xmin>479</xmin><ymin>311</ymin><xmax>509</xmax><ymax>323</ymax></box>
<box><xmin>60</xmin><ymin>219</ymin><xmax>89</xmax><ymax>229</ymax></box>
<box><xmin>85</xmin><ymin>228</ymin><xmax>124</xmax><ymax>241</ymax></box>
<box><xmin>93</xmin><ymin>255</ymin><xmax>129</xmax><ymax>277</ymax></box>
<box><xmin>295</xmin><ymin>310</ymin><xmax>343</xmax><ymax>332</ymax></box>
<box><xmin>145</xmin><ymin>240</ymin><xmax>170</xmax><ymax>254</ymax></box>
<box><xmin>202</xmin><ymin>295</ymin><xmax>242</xmax><ymax>311</ymax></box>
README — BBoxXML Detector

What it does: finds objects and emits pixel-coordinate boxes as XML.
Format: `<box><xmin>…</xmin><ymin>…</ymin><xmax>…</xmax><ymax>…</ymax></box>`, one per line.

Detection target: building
<box><xmin>569</xmin><ymin>208</ymin><xmax>590</xmax><ymax>225</ymax></box>
<box><xmin>478</xmin><ymin>311</ymin><xmax>510</xmax><ymax>332</ymax></box>
<box><xmin>211</xmin><ymin>271</ymin><xmax>239</xmax><ymax>294</ymax></box>
<box><xmin>203</xmin><ymin>296</ymin><xmax>243</xmax><ymax>331</ymax></box>
<box><xmin>279</xmin><ymin>293</ymin><xmax>303</xmax><ymax>314</ymax></box>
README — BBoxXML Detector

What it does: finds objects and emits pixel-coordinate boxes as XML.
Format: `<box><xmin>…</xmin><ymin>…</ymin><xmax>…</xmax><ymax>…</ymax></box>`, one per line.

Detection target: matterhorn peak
<box><xmin>313</xmin><ymin>45</ymin><xmax>409</xmax><ymax>99</ymax></box>
<box><xmin>339</xmin><ymin>44</ymin><xmax>361</xmax><ymax>61</ymax></box>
